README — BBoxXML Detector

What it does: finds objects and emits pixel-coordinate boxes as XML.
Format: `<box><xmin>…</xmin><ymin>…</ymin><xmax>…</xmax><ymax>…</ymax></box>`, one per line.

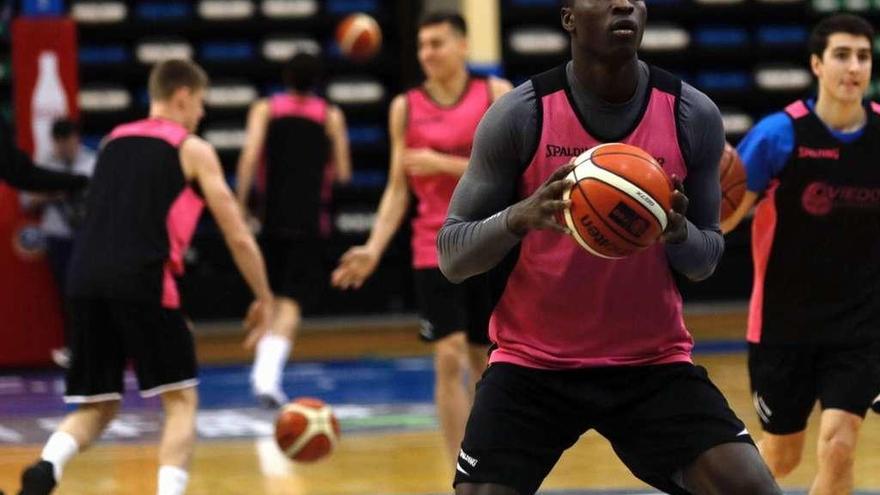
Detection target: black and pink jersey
<box><xmin>67</xmin><ymin>118</ymin><xmax>203</xmax><ymax>309</ymax></box>
<box><xmin>260</xmin><ymin>93</ymin><xmax>332</xmax><ymax>238</ymax></box>
<box><xmin>747</xmin><ymin>100</ymin><xmax>880</xmax><ymax>345</ymax></box>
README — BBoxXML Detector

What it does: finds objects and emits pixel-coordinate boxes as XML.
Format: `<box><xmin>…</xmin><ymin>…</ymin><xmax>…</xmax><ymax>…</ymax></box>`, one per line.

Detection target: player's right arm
<box><xmin>438</xmin><ymin>84</ymin><xmax>573</xmax><ymax>284</ymax></box>
<box><xmin>331</xmin><ymin>94</ymin><xmax>410</xmax><ymax>290</ymax></box>
<box><xmin>719</xmin><ymin>112</ymin><xmax>795</xmax><ymax>234</ymax></box>
<box><xmin>181</xmin><ymin>137</ymin><xmax>274</xmax><ymax>347</ymax></box>
<box><xmin>235</xmin><ymin>99</ymin><xmax>270</xmax><ymax>209</ymax></box>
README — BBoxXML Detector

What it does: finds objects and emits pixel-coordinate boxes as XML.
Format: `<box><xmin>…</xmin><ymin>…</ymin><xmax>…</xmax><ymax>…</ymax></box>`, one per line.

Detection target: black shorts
<box><xmin>413</xmin><ymin>269</ymin><xmax>491</xmax><ymax>345</ymax></box>
<box><xmin>64</xmin><ymin>298</ymin><xmax>198</xmax><ymax>403</ymax></box>
<box><xmin>454</xmin><ymin>362</ymin><xmax>754</xmax><ymax>495</ymax></box>
<box><xmin>748</xmin><ymin>341</ymin><xmax>880</xmax><ymax>434</ymax></box>
<box><xmin>261</xmin><ymin>234</ymin><xmax>325</xmax><ymax>307</ymax></box>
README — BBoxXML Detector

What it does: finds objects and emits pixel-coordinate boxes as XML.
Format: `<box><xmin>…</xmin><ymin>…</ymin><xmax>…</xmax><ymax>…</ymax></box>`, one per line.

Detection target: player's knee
<box><xmin>818</xmin><ymin>435</ymin><xmax>856</xmax><ymax>470</ymax></box>
<box><xmin>434</xmin><ymin>339</ymin><xmax>465</xmax><ymax>381</ymax></box>
<box><xmin>763</xmin><ymin>447</ymin><xmax>801</xmax><ymax>478</ymax></box>
<box><xmin>81</xmin><ymin>400</ymin><xmax>120</xmax><ymax>423</ymax></box>
<box><xmin>161</xmin><ymin>388</ymin><xmax>199</xmax><ymax>415</ymax></box>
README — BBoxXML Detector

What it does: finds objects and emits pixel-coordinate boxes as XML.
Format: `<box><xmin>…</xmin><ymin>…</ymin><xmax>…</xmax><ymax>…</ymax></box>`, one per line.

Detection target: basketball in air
<box><xmin>336</xmin><ymin>13</ymin><xmax>382</xmax><ymax>62</ymax></box>
<box><xmin>275</xmin><ymin>397</ymin><xmax>340</xmax><ymax>462</ymax></box>
<box><xmin>561</xmin><ymin>143</ymin><xmax>673</xmax><ymax>259</ymax></box>
<box><xmin>719</xmin><ymin>142</ymin><xmax>746</xmax><ymax>223</ymax></box>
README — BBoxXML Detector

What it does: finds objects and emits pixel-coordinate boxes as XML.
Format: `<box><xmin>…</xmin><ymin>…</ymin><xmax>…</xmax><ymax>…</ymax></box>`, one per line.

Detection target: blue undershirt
<box><xmin>737</xmin><ymin>99</ymin><xmax>866</xmax><ymax>193</ymax></box>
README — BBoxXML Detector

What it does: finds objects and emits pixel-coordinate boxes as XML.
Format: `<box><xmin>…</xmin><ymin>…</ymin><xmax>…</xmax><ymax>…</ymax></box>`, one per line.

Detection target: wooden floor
<box><xmin>2</xmin><ymin>309</ymin><xmax>879</xmax><ymax>494</ymax></box>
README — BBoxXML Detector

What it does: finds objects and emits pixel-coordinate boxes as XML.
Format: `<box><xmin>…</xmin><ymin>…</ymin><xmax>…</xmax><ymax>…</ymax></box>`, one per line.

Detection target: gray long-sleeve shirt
<box><xmin>438</xmin><ymin>61</ymin><xmax>724</xmax><ymax>283</ymax></box>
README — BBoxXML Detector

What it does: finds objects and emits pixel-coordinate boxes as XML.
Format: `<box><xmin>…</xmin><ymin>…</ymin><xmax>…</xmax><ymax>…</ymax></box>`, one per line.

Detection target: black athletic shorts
<box><xmin>64</xmin><ymin>298</ymin><xmax>198</xmax><ymax>403</ymax></box>
<box><xmin>748</xmin><ymin>341</ymin><xmax>880</xmax><ymax>434</ymax></box>
<box><xmin>261</xmin><ymin>234</ymin><xmax>325</xmax><ymax>307</ymax></box>
<box><xmin>454</xmin><ymin>362</ymin><xmax>754</xmax><ymax>495</ymax></box>
<box><xmin>413</xmin><ymin>269</ymin><xmax>491</xmax><ymax>345</ymax></box>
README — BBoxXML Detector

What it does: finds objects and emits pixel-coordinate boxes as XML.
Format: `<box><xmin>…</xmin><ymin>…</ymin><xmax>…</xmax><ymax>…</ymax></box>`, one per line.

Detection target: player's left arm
<box><xmin>664</xmin><ymin>84</ymin><xmax>725</xmax><ymax>281</ymax></box>
<box><xmin>235</xmin><ymin>99</ymin><xmax>270</xmax><ymax>209</ymax></box>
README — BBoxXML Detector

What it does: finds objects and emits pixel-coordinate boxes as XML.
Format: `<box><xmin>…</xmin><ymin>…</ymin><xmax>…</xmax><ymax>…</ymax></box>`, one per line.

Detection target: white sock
<box><xmin>40</xmin><ymin>431</ymin><xmax>79</xmax><ymax>481</ymax></box>
<box><xmin>250</xmin><ymin>333</ymin><xmax>291</xmax><ymax>394</ymax></box>
<box><xmin>157</xmin><ymin>465</ymin><xmax>189</xmax><ymax>495</ymax></box>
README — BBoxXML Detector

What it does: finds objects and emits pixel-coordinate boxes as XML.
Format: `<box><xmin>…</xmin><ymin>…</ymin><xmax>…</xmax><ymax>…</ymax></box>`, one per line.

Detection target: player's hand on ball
<box><xmin>331</xmin><ymin>245</ymin><xmax>380</xmax><ymax>290</ymax></box>
<box><xmin>507</xmin><ymin>161</ymin><xmax>575</xmax><ymax>236</ymax></box>
<box><xmin>661</xmin><ymin>175</ymin><xmax>688</xmax><ymax>244</ymax></box>
<box><xmin>243</xmin><ymin>296</ymin><xmax>274</xmax><ymax>349</ymax></box>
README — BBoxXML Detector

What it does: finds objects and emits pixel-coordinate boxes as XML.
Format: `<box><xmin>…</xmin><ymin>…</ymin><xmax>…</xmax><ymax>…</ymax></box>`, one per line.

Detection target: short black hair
<box><xmin>282</xmin><ymin>52</ymin><xmax>323</xmax><ymax>92</ymax></box>
<box><xmin>809</xmin><ymin>13</ymin><xmax>875</xmax><ymax>58</ymax></box>
<box><xmin>418</xmin><ymin>11</ymin><xmax>467</xmax><ymax>36</ymax></box>
<box><xmin>51</xmin><ymin>119</ymin><xmax>79</xmax><ymax>140</ymax></box>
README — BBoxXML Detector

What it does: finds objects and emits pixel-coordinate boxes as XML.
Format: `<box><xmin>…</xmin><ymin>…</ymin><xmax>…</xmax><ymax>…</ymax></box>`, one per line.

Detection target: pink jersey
<box><xmin>489</xmin><ymin>67</ymin><xmax>694</xmax><ymax>370</ymax></box>
<box><xmin>405</xmin><ymin>78</ymin><xmax>491</xmax><ymax>268</ymax></box>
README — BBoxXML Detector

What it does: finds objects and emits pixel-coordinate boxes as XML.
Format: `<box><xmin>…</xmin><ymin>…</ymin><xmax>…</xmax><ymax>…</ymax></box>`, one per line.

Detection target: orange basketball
<box><xmin>719</xmin><ymin>142</ymin><xmax>746</xmax><ymax>222</ymax></box>
<box><xmin>561</xmin><ymin>143</ymin><xmax>673</xmax><ymax>259</ymax></box>
<box><xmin>335</xmin><ymin>13</ymin><xmax>382</xmax><ymax>62</ymax></box>
<box><xmin>275</xmin><ymin>397</ymin><xmax>340</xmax><ymax>463</ymax></box>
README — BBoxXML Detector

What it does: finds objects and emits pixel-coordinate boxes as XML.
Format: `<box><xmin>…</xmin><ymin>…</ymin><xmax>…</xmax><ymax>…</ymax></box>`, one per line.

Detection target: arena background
<box><xmin>0</xmin><ymin>1</ymin><xmax>879</xmax><ymax>494</ymax></box>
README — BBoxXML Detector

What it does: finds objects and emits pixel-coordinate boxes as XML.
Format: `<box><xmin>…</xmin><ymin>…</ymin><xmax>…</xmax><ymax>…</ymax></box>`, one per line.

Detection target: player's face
<box><xmin>812</xmin><ymin>33</ymin><xmax>872</xmax><ymax>104</ymax></box>
<box><xmin>562</xmin><ymin>0</ymin><xmax>646</xmax><ymax>62</ymax></box>
<box><xmin>417</xmin><ymin>23</ymin><xmax>468</xmax><ymax>81</ymax></box>
<box><xmin>179</xmin><ymin>88</ymin><xmax>206</xmax><ymax>132</ymax></box>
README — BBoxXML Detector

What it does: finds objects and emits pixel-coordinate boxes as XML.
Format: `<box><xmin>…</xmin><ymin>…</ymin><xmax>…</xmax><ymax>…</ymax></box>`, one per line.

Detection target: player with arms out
<box><xmin>437</xmin><ymin>1</ymin><xmax>782</xmax><ymax>494</ymax></box>
<box><xmin>18</xmin><ymin>59</ymin><xmax>274</xmax><ymax>495</ymax></box>
<box><xmin>722</xmin><ymin>14</ymin><xmax>880</xmax><ymax>494</ymax></box>
<box><xmin>236</xmin><ymin>52</ymin><xmax>352</xmax><ymax>408</ymax></box>
<box><xmin>331</xmin><ymin>12</ymin><xmax>512</xmax><ymax>463</ymax></box>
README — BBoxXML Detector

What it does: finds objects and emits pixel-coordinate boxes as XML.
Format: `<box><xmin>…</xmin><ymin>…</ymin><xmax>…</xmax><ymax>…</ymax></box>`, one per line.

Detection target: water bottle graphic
<box><xmin>31</xmin><ymin>51</ymin><xmax>68</xmax><ymax>161</ymax></box>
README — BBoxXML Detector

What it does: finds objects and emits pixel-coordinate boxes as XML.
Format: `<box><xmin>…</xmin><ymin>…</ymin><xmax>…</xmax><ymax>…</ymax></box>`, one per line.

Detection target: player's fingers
<box><xmin>544</xmin><ymin>179</ymin><xmax>574</xmax><ymax>198</ymax></box>
<box><xmin>541</xmin><ymin>217</ymin><xmax>570</xmax><ymax>234</ymax></box>
<box><xmin>670</xmin><ymin>189</ymin><xmax>688</xmax><ymax>214</ymax></box>
<box><xmin>548</xmin><ymin>163</ymin><xmax>576</xmax><ymax>182</ymax></box>
<box><xmin>542</xmin><ymin>199</ymin><xmax>571</xmax><ymax>212</ymax></box>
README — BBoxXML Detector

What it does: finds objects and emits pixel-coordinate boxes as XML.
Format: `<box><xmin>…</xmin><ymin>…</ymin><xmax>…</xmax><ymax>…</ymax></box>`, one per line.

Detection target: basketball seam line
<box><xmin>591</xmin><ymin>150</ymin><xmax>674</xmax><ymax>189</ymax></box>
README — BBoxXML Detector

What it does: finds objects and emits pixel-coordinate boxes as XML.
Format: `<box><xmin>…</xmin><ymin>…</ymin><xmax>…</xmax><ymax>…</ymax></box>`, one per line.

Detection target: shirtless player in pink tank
<box><xmin>332</xmin><ymin>12</ymin><xmax>511</xmax><ymax>463</ymax></box>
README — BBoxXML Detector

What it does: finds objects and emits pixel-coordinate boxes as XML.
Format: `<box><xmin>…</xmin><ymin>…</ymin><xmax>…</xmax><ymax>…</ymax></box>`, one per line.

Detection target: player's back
<box><xmin>262</xmin><ymin>93</ymin><xmax>330</xmax><ymax>237</ymax></box>
<box><xmin>67</xmin><ymin>118</ymin><xmax>202</xmax><ymax>307</ymax></box>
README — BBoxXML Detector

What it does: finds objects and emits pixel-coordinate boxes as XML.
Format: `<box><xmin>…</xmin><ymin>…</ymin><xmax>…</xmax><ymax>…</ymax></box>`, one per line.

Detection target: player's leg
<box><xmin>748</xmin><ymin>343</ymin><xmax>817</xmax><ymax>478</ymax></box>
<box><xmin>464</xmin><ymin>273</ymin><xmax>492</xmax><ymax>398</ymax></box>
<box><xmin>681</xmin><ymin>442</ymin><xmax>781</xmax><ymax>494</ymax></box>
<box><xmin>156</xmin><ymin>387</ymin><xmax>198</xmax><ymax>495</ymax></box>
<box><xmin>810</xmin><ymin>342</ymin><xmax>880</xmax><ymax>494</ymax></box>
<box><xmin>597</xmin><ymin>363</ymin><xmax>781</xmax><ymax>495</ymax></box>
<box><xmin>251</xmin><ymin>295</ymin><xmax>297</xmax><ymax>407</ymax></box>
<box><xmin>454</xmin><ymin>364</ymin><xmax>582</xmax><ymax>495</ymax></box>
<box><xmin>251</xmin><ymin>236</ymin><xmax>322</xmax><ymax>407</ymax></box>
<box><xmin>414</xmin><ymin>268</ymin><xmax>474</xmax><ymax>462</ymax></box>
<box><xmin>121</xmin><ymin>303</ymin><xmax>199</xmax><ymax>495</ymax></box>
<box><xmin>19</xmin><ymin>299</ymin><xmax>125</xmax><ymax>495</ymax></box>
<box><xmin>434</xmin><ymin>331</ymin><xmax>470</xmax><ymax>462</ymax></box>
<box><xmin>810</xmin><ymin>409</ymin><xmax>861</xmax><ymax>495</ymax></box>
<box><xmin>758</xmin><ymin>431</ymin><xmax>806</xmax><ymax>478</ymax></box>
<box><xmin>466</xmin><ymin>345</ymin><xmax>488</xmax><ymax>398</ymax></box>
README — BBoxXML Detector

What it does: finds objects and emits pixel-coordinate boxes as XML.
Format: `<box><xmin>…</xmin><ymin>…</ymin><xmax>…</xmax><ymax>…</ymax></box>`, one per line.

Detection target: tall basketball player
<box><xmin>18</xmin><ymin>59</ymin><xmax>274</xmax><ymax>495</ymax></box>
<box><xmin>331</xmin><ymin>12</ymin><xmax>512</xmax><ymax>463</ymax></box>
<box><xmin>722</xmin><ymin>14</ymin><xmax>880</xmax><ymax>494</ymax></box>
<box><xmin>436</xmin><ymin>1</ymin><xmax>781</xmax><ymax>494</ymax></box>
<box><xmin>236</xmin><ymin>52</ymin><xmax>351</xmax><ymax>408</ymax></box>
